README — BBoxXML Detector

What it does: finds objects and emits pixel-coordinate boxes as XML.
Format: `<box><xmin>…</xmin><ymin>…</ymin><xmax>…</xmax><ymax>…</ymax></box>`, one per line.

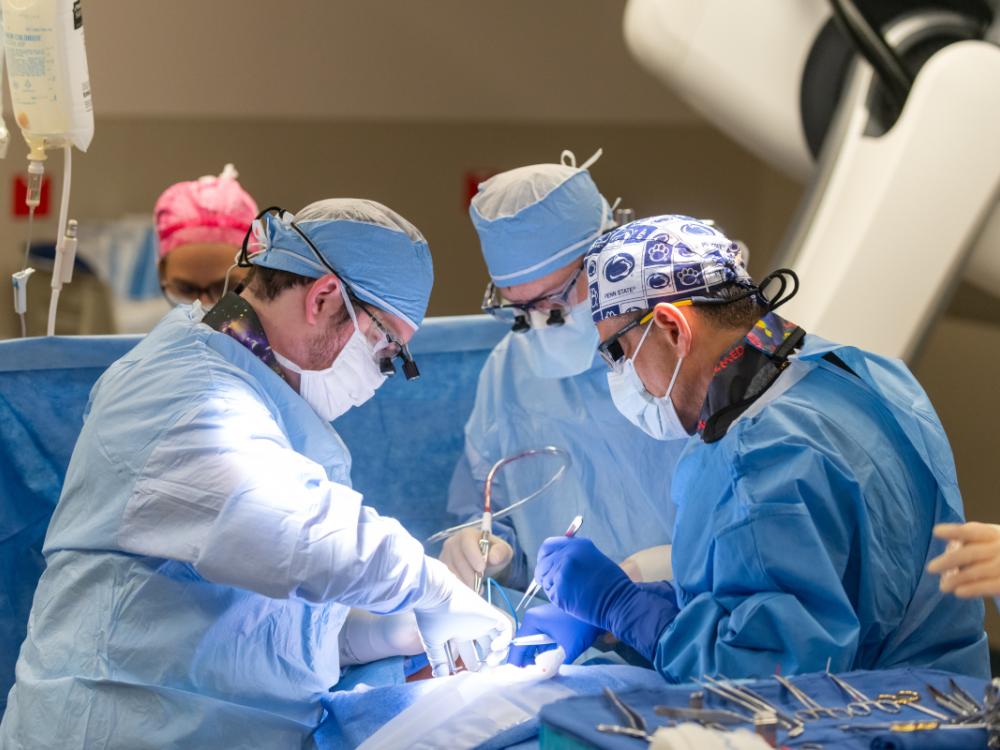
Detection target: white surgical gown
<box><xmin>448</xmin><ymin>332</ymin><xmax>683</xmax><ymax>588</ymax></box>
<box><xmin>0</xmin><ymin>307</ymin><xmax>445</xmax><ymax>749</ymax></box>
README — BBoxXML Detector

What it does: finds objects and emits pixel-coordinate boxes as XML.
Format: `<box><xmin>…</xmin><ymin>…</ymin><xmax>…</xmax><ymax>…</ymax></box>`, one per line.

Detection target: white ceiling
<box><xmin>79</xmin><ymin>0</ymin><xmax>696</xmax><ymax>122</ymax></box>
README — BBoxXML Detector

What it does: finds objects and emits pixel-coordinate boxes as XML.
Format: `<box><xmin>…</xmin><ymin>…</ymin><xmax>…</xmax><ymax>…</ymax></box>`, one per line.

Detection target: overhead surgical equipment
<box><xmin>624</xmin><ymin>0</ymin><xmax>1000</xmax><ymax>362</ymax></box>
<box><xmin>515</xmin><ymin>514</ymin><xmax>582</xmax><ymax>614</ymax></box>
<box><xmin>3</xmin><ymin>0</ymin><xmax>94</xmax><ymax>337</ymax></box>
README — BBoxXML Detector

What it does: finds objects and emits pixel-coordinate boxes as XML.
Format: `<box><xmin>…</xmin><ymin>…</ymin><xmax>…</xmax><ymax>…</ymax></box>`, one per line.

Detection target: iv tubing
<box><xmin>46</xmin><ymin>145</ymin><xmax>72</xmax><ymax>337</ymax></box>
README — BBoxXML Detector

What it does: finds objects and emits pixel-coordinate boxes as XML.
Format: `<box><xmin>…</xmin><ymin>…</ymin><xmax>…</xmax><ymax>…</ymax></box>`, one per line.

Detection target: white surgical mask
<box><xmin>273</xmin><ymin>291</ymin><xmax>387</xmax><ymax>422</ymax></box>
<box><xmin>521</xmin><ymin>299</ymin><xmax>599</xmax><ymax>378</ymax></box>
<box><xmin>607</xmin><ymin>322</ymin><xmax>689</xmax><ymax>441</ymax></box>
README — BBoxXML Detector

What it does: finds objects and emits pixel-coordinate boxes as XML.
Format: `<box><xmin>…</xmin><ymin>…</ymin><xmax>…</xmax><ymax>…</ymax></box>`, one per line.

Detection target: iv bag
<box><xmin>2</xmin><ymin>0</ymin><xmax>93</xmax><ymax>152</ymax></box>
<box><xmin>0</xmin><ymin>5</ymin><xmax>10</xmax><ymax>157</ymax></box>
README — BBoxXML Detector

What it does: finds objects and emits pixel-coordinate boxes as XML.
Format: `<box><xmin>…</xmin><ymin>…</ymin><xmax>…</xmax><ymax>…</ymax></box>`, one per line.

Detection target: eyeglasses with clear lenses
<box><xmin>161</xmin><ymin>279</ymin><xmax>229</xmax><ymax>307</ymax></box>
<box><xmin>597</xmin><ymin>310</ymin><xmax>654</xmax><ymax>373</ymax></box>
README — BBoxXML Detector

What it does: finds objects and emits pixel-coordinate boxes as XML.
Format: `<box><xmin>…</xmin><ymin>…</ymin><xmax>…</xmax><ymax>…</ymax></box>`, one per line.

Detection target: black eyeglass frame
<box><xmin>597</xmin><ymin>309</ymin><xmax>655</xmax><ymax>370</ymax></box>
<box><xmin>595</xmin><ymin>268</ymin><xmax>800</xmax><ymax>370</ymax></box>
<box><xmin>481</xmin><ymin>262</ymin><xmax>586</xmax><ymax>333</ymax></box>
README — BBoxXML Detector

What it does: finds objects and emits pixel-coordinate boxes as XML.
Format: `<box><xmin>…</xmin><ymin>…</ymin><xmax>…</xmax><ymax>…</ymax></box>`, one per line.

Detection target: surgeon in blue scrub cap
<box><xmin>442</xmin><ymin>151</ymin><xmax>685</xmax><ymax>665</ymax></box>
<box><xmin>525</xmin><ymin>214</ymin><xmax>989</xmax><ymax>680</ymax></box>
<box><xmin>0</xmin><ymin>198</ymin><xmax>512</xmax><ymax>749</ymax></box>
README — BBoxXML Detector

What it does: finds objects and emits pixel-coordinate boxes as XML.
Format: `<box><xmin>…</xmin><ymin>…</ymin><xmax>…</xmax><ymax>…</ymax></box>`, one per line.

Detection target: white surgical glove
<box><xmin>440</xmin><ymin>526</ymin><xmax>513</xmax><ymax>588</ymax></box>
<box><xmin>414</xmin><ymin>559</ymin><xmax>513</xmax><ymax>677</ymax></box>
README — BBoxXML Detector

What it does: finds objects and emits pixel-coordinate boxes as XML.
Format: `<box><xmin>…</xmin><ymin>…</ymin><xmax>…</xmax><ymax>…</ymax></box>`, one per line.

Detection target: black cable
<box><xmin>828</xmin><ymin>0</ymin><xmax>914</xmax><ymax>115</ymax></box>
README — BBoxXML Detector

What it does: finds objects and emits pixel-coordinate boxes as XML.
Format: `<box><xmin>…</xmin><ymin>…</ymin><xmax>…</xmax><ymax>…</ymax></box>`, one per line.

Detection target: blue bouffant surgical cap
<box><xmin>248</xmin><ymin>199</ymin><xmax>434</xmax><ymax>330</ymax></box>
<box><xmin>470</xmin><ymin>149</ymin><xmax>613</xmax><ymax>288</ymax></box>
<box><xmin>586</xmin><ymin>214</ymin><xmax>752</xmax><ymax>322</ymax></box>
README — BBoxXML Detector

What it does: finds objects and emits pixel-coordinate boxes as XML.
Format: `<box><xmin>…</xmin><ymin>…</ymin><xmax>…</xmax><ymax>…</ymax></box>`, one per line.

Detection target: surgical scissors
<box><xmin>773</xmin><ymin>674</ymin><xmax>850</xmax><ymax>721</ymax></box>
<box><xmin>825</xmin><ymin>671</ymin><xmax>900</xmax><ymax>716</ymax></box>
<box><xmin>875</xmin><ymin>690</ymin><xmax>950</xmax><ymax>721</ymax></box>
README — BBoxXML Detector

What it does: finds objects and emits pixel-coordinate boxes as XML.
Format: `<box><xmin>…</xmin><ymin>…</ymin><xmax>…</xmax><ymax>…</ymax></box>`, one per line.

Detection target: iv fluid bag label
<box><xmin>2</xmin><ymin>0</ymin><xmax>93</xmax><ymax>151</ymax></box>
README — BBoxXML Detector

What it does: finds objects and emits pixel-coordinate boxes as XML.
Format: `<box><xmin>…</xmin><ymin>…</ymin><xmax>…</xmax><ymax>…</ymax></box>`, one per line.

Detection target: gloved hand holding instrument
<box><xmin>534</xmin><ymin>536</ymin><xmax>679</xmax><ymax>662</ymax></box>
<box><xmin>413</xmin><ymin>559</ymin><xmax>513</xmax><ymax>677</ymax></box>
<box><xmin>508</xmin><ymin>603</ymin><xmax>601</xmax><ymax>667</ymax></box>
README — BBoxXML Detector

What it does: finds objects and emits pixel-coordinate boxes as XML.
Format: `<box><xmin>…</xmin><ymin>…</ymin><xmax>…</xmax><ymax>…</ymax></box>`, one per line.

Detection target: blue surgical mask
<box><xmin>520</xmin><ymin>299</ymin><xmax>599</xmax><ymax>378</ymax></box>
<box><xmin>607</xmin><ymin>322</ymin><xmax>689</xmax><ymax>441</ymax></box>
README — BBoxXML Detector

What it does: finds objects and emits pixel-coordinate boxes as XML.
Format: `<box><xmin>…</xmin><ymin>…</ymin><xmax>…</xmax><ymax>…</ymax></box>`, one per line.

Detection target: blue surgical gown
<box><xmin>0</xmin><ymin>307</ymin><xmax>445</xmax><ymax>749</ymax></box>
<box><xmin>655</xmin><ymin>335</ymin><xmax>989</xmax><ymax>681</ymax></box>
<box><xmin>448</xmin><ymin>331</ymin><xmax>683</xmax><ymax>588</ymax></box>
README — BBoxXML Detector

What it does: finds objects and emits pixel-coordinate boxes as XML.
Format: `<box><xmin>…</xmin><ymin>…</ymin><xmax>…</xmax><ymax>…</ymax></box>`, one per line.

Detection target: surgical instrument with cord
<box><xmin>428</xmin><ymin>447</ymin><xmax>571</xmax><ymax>595</ymax></box>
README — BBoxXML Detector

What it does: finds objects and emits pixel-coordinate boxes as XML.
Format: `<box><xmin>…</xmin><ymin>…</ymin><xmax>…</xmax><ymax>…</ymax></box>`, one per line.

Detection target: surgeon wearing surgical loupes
<box><xmin>441</xmin><ymin>150</ymin><xmax>684</xmax><ymax>664</ymax></box>
<box><xmin>523</xmin><ymin>214</ymin><xmax>988</xmax><ymax>680</ymax></box>
<box><xmin>0</xmin><ymin>199</ymin><xmax>511</xmax><ymax>750</ymax></box>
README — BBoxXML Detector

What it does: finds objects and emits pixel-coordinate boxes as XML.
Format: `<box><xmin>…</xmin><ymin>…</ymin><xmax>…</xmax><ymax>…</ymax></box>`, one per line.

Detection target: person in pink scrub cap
<box><xmin>156</xmin><ymin>163</ymin><xmax>258</xmax><ymax>310</ymax></box>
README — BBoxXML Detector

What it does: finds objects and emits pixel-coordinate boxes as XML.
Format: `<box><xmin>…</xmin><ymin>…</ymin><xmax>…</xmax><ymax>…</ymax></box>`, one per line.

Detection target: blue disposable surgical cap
<box><xmin>586</xmin><ymin>215</ymin><xmax>752</xmax><ymax>322</ymax></box>
<box><xmin>470</xmin><ymin>149</ymin><xmax>612</xmax><ymax>288</ymax></box>
<box><xmin>249</xmin><ymin>199</ymin><xmax>434</xmax><ymax>330</ymax></box>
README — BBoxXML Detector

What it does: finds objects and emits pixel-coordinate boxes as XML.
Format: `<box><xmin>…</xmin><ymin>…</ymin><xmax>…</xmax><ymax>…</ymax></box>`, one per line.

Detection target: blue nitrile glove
<box><xmin>507</xmin><ymin>604</ymin><xmax>602</xmax><ymax>667</ymax></box>
<box><xmin>536</xmin><ymin>536</ymin><xmax>680</xmax><ymax>661</ymax></box>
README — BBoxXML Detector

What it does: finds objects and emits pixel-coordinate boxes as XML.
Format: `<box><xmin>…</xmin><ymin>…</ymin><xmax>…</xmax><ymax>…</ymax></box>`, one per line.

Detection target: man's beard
<box><xmin>304</xmin><ymin>307</ymin><xmax>352</xmax><ymax>370</ymax></box>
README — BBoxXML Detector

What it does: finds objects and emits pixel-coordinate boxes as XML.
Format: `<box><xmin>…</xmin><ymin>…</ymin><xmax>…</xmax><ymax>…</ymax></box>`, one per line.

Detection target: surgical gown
<box><xmin>655</xmin><ymin>334</ymin><xmax>989</xmax><ymax>681</ymax></box>
<box><xmin>449</xmin><ymin>331</ymin><xmax>683</xmax><ymax>588</ymax></box>
<box><xmin>0</xmin><ymin>307</ymin><xmax>445</xmax><ymax>749</ymax></box>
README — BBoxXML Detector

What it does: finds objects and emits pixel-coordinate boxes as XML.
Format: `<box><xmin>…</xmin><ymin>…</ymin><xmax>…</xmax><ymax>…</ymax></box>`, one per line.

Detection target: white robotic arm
<box><xmin>625</xmin><ymin>0</ymin><xmax>1000</xmax><ymax>360</ymax></box>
